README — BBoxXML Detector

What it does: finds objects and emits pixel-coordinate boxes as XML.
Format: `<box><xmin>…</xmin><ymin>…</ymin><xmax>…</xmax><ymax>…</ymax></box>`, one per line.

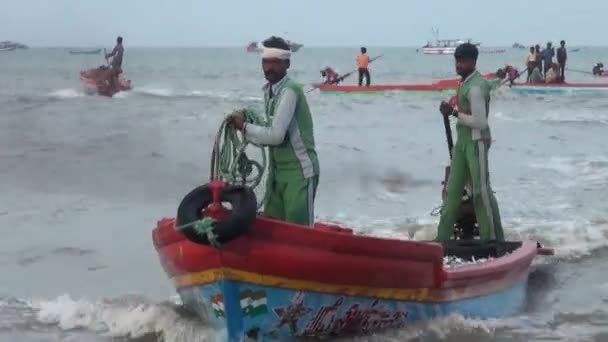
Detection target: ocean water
<box><xmin>1</xmin><ymin>47</ymin><xmax>608</xmax><ymax>341</ymax></box>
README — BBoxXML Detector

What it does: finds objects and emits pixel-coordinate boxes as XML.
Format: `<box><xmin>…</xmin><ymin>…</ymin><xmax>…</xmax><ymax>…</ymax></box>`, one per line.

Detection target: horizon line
<box><xmin>19</xmin><ymin>44</ymin><xmax>606</xmax><ymax>49</ymax></box>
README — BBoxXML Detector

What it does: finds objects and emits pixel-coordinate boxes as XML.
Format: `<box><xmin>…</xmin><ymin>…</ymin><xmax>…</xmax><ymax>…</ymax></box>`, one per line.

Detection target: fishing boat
<box><xmin>512</xmin><ymin>43</ymin><xmax>526</xmax><ymax>49</ymax></box>
<box><xmin>151</xmin><ymin>115</ymin><xmax>553</xmax><ymax>341</ymax></box>
<box><xmin>480</xmin><ymin>49</ymin><xmax>506</xmax><ymax>54</ymax></box>
<box><xmin>246</xmin><ymin>42</ymin><xmax>259</xmax><ymax>53</ymax></box>
<box><xmin>317</xmin><ymin>73</ymin><xmax>497</xmax><ymax>94</ymax></box>
<box><xmin>509</xmin><ymin>82</ymin><xmax>608</xmax><ymax>94</ymax></box>
<box><xmin>69</xmin><ymin>48</ymin><xmax>102</xmax><ymax>55</ymax></box>
<box><xmin>0</xmin><ymin>40</ymin><xmax>28</xmax><ymax>49</ymax></box>
<box><xmin>79</xmin><ymin>66</ymin><xmax>132</xmax><ymax>97</ymax></box>
<box><xmin>286</xmin><ymin>40</ymin><xmax>303</xmax><ymax>52</ymax></box>
<box><xmin>420</xmin><ymin>28</ymin><xmax>480</xmax><ymax>55</ymax></box>
<box><xmin>246</xmin><ymin>40</ymin><xmax>302</xmax><ymax>53</ymax></box>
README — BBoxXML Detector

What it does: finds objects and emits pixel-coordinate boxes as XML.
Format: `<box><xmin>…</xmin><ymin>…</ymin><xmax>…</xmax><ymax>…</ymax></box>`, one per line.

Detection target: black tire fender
<box><xmin>176</xmin><ymin>184</ymin><xmax>257</xmax><ymax>246</ymax></box>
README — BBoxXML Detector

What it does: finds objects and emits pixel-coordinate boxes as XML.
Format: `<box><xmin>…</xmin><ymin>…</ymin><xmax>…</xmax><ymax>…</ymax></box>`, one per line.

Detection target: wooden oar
<box><xmin>442</xmin><ymin>111</ymin><xmax>454</xmax><ymax>159</ymax></box>
<box><xmin>305</xmin><ymin>54</ymin><xmax>384</xmax><ymax>93</ymax></box>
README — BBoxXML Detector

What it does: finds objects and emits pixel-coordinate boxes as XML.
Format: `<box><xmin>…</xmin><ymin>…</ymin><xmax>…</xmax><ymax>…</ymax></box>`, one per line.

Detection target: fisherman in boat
<box><xmin>488</xmin><ymin>69</ymin><xmax>504</xmax><ymax>88</ymax></box>
<box><xmin>501</xmin><ymin>65</ymin><xmax>520</xmax><ymax>85</ymax></box>
<box><xmin>557</xmin><ymin>40</ymin><xmax>567</xmax><ymax>82</ymax></box>
<box><xmin>528</xmin><ymin>67</ymin><xmax>544</xmax><ymax>83</ymax></box>
<box><xmin>534</xmin><ymin>45</ymin><xmax>542</xmax><ymax>75</ymax></box>
<box><xmin>540</xmin><ymin>42</ymin><xmax>555</xmax><ymax>78</ymax></box>
<box><xmin>227</xmin><ymin>36</ymin><xmax>320</xmax><ymax>227</ymax></box>
<box><xmin>436</xmin><ymin>43</ymin><xmax>504</xmax><ymax>242</ymax></box>
<box><xmin>592</xmin><ymin>62</ymin><xmax>604</xmax><ymax>76</ymax></box>
<box><xmin>320</xmin><ymin>67</ymin><xmax>341</xmax><ymax>85</ymax></box>
<box><xmin>105</xmin><ymin>36</ymin><xmax>124</xmax><ymax>89</ymax></box>
<box><xmin>526</xmin><ymin>46</ymin><xmax>537</xmax><ymax>81</ymax></box>
<box><xmin>545</xmin><ymin>63</ymin><xmax>561</xmax><ymax>83</ymax></box>
<box><xmin>357</xmin><ymin>47</ymin><xmax>371</xmax><ymax>86</ymax></box>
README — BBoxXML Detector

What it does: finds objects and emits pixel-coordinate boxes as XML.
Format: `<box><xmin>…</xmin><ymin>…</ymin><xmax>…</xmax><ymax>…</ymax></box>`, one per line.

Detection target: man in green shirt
<box><xmin>228</xmin><ymin>36</ymin><xmax>320</xmax><ymax>227</ymax></box>
<box><xmin>436</xmin><ymin>43</ymin><xmax>504</xmax><ymax>241</ymax></box>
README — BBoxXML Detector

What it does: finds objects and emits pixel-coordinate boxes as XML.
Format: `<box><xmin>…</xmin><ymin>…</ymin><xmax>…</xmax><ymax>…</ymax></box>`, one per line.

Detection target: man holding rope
<box><xmin>436</xmin><ymin>43</ymin><xmax>504</xmax><ymax>242</ymax></box>
<box><xmin>228</xmin><ymin>36</ymin><xmax>320</xmax><ymax>227</ymax></box>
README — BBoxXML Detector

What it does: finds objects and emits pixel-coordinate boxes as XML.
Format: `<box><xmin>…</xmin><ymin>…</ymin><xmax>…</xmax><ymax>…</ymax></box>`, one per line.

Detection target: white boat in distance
<box><xmin>420</xmin><ymin>28</ymin><xmax>480</xmax><ymax>55</ymax></box>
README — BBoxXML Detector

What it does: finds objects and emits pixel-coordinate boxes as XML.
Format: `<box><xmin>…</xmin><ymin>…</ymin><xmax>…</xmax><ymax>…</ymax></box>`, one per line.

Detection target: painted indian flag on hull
<box><xmin>211</xmin><ymin>294</ymin><xmax>225</xmax><ymax>318</ymax></box>
<box><xmin>240</xmin><ymin>289</ymin><xmax>268</xmax><ymax>317</ymax></box>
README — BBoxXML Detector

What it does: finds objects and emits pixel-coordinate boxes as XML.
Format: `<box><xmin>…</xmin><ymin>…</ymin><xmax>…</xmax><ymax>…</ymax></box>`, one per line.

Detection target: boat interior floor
<box><xmin>440</xmin><ymin>240</ymin><xmax>522</xmax><ymax>260</ymax></box>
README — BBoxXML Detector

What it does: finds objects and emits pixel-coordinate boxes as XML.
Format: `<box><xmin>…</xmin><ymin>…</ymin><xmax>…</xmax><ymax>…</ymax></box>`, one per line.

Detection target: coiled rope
<box><xmin>209</xmin><ymin>109</ymin><xmax>269</xmax><ymax>209</ymax></box>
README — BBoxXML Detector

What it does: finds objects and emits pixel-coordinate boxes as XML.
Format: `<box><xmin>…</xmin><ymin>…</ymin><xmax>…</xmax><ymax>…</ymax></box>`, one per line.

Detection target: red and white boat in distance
<box><xmin>419</xmin><ymin>28</ymin><xmax>481</xmax><ymax>55</ymax></box>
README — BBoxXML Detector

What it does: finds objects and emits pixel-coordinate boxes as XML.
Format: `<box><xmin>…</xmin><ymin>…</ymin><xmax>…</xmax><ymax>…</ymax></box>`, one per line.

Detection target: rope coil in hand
<box><xmin>209</xmin><ymin>109</ymin><xmax>269</xmax><ymax>208</ymax></box>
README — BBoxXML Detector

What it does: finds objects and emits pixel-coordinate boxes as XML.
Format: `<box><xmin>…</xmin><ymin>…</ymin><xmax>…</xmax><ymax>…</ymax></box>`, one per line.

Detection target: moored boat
<box><xmin>0</xmin><ymin>40</ymin><xmax>28</xmax><ymax>50</ymax></box>
<box><xmin>420</xmin><ymin>28</ymin><xmax>480</xmax><ymax>55</ymax></box>
<box><xmin>69</xmin><ymin>48</ymin><xmax>102</xmax><ymax>55</ymax></box>
<box><xmin>151</xmin><ymin>114</ymin><xmax>554</xmax><ymax>341</ymax></box>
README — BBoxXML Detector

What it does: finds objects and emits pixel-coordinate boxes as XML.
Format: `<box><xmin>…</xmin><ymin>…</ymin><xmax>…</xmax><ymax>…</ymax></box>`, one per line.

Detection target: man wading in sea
<box><xmin>228</xmin><ymin>36</ymin><xmax>320</xmax><ymax>227</ymax></box>
<box><xmin>435</xmin><ymin>43</ymin><xmax>504</xmax><ymax>242</ymax></box>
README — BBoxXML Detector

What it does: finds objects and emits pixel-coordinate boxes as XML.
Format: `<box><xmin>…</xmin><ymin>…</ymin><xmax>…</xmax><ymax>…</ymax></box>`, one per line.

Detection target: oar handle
<box><xmin>442</xmin><ymin>112</ymin><xmax>454</xmax><ymax>159</ymax></box>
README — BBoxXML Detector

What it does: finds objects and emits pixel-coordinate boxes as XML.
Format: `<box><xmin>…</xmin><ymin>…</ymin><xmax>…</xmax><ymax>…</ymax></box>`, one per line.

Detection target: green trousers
<box><xmin>263</xmin><ymin>175</ymin><xmax>319</xmax><ymax>226</ymax></box>
<box><xmin>436</xmin><ymin>139</ymin><xmax>504</xmax><ymax>241</ymax></box>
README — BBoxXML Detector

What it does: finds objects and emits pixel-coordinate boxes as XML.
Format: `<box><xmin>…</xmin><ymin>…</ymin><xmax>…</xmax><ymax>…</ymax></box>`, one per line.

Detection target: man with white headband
<box><xmin>228</xmin><ymin>36</ymin><xmax>320</xmax><ymax>227</ymax></box>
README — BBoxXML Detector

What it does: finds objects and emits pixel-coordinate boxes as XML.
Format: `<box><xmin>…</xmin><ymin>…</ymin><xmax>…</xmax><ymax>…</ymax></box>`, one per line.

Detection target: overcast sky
<box><xmin>2</xmin><ymin>0</ymin><xmax>606</xmax><ymax>47</ymax></box>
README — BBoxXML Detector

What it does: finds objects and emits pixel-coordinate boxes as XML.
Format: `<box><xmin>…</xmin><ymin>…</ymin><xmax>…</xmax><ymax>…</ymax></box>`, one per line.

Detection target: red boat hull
<box><xmin>153</xmin><ymin>215</ymin><xmax>547</xmax><ymax>295</ymax></box>
<box><xmin>79</xmin><ymin>67</ymin><xmax>132</xmax><ymax>97</ymax></box>
<box><xmin>318</xmin><ymin>73</ymin><xmax>497</xmax><ymax>93</ymax></box>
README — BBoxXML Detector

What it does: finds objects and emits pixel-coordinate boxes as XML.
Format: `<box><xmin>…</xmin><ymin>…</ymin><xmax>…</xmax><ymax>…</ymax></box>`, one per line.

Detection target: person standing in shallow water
<box><xmin>228</xmin><ymin>36</ymin><xmax>320</xmax><ymax>227</ymax></box>
<box><xmin>435</xmin><ymin>43</ymin><xmax>504</xmax><ymax>242</ymax></box>
<box><xmin>357</xmin><ymin>47</ymin><xmax>371</xmax><ymax>86</ymax></box>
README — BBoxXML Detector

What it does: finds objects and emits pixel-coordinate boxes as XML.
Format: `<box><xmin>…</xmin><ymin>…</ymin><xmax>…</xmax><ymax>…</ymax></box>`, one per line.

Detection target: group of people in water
<box><xmin>226</xmin><ymin>36</ymin><xmax>505</xmax><ymax>242</ymax></box>
<box><xmin>524</xmin><ymin>41</ymin><xmax>568</xmax><ymax>83</ymax></box>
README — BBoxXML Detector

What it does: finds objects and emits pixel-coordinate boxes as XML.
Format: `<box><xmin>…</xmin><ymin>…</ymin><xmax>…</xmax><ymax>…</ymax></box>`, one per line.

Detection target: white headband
<box><xmin>261</xmin><ymin>47</ymin><xmax>291</xmax><ymax>60</ymax></box>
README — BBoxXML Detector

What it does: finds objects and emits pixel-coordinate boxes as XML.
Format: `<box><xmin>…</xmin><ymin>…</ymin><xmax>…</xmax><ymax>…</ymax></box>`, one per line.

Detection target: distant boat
<box><xmin>69</xmin><ymin>48</ymin><xmax>102</xmax><ymax>55</ymax></box>
<box><xmin>246</xmin><ymin>40</ymin><xmax>303</xmax><ymax>53</ymax></box>
<box><xmin>286</xmin><ymin>40</ymin><xmax>303</xmax><ymax>52</ymax></box>
<box><xmin>246</xmin><ymin>41</ymin><xmax>259</xmax><ymax>53</ymax></box>
<box><xmin>480</xmin><ymin>49</ymin><xmax>506</xmax><ymax>54</ymax></box>
<box><xmin>0</xmin><ymin>41</ymin><xmax>28</xmax><ymax>49</ymax></box>
<box><xmin>0</xmin><ymin>46</ymin><xmax>16</xmax><ymax>52</ymax></box>
<box><xmin>571</xmin><ymin>48</ymin><xmax>581</xmax><ymax>53</ymax></box>
<box><xmin>420</xmin><ymin>28</ymin><xmax>480</xmax><ymax>55</ymax></box>
<box><xmin>512</xmin><ymin>43</ymin><xmax>526</xmax><ymax>49</ymax></box>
